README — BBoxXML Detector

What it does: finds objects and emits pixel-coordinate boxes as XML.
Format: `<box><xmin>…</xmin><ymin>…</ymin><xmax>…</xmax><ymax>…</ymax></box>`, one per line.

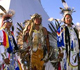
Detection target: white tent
<box><xmin>0</xmin><ymin>0</ymin><xmax>50</xmax><ymax>32</ymax></box>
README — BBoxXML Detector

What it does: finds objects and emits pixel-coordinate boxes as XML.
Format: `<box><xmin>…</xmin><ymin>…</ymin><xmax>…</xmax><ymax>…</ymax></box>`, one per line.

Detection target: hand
<box><xmin>58</xmin><ymin>53</ymin><xmax>64</xmax><ymax>59</ymax></box>
<box><xmin>4</xmin><ymin>58</ymin><xmax>10</xmax><ymax>64</ymax></box>
<box><xmin>25</xmin><ymin>31</ymin><xmax>29</xmax><ymax>35</ymax></box>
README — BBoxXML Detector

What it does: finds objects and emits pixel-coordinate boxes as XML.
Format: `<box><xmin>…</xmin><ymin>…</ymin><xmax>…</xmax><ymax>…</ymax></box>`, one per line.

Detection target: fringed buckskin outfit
<box><xmin>30</xmin><ymin>25</ymin><xmax>46</xmax><ymax>70</ymax></box>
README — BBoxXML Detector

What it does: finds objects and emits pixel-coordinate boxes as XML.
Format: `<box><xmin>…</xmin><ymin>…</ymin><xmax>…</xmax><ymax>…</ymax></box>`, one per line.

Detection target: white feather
<box><xmin>48</xmin><ymin>18</ymin><xmax>54</xmax><ymax>21</ymax></box>
<box><xmin>63</xmin><ymin>2</ymin><xmax>68</xmax><ymax>9</ymax></box>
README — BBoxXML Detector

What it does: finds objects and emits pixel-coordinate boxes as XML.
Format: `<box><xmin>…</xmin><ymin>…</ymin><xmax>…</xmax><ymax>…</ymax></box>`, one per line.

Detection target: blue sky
<box><xmin>41</xmin><ymin>0</ymin><xmax>80</xmax><ymax>24</ymax></box>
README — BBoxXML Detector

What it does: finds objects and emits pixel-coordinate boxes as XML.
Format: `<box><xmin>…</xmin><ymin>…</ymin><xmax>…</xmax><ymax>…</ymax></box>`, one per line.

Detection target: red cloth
<box><xmin>2</xmin><ymin>30</ymin><xmax>7</xmax><ymax>46</ymax></box>
<box><xmin>11</xmin><ymin>31</ymin><xmax>14</xmax><ymax>35</ymax></box>
<box><xmin>58</xmin><ymin>62</ymin><xmax>61</xmax><ymax>70</ymax></box>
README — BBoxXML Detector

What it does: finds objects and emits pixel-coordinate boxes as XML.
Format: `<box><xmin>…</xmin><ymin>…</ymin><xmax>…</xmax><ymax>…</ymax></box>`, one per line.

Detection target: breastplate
<box><xmin>32</xmin><ymin>29</ymin><xmax>45</xmax><ymax>52</ymax></box>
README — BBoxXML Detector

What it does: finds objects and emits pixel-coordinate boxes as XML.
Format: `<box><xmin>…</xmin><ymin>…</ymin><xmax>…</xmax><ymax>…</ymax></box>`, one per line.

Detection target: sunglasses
<box><xmin>3</xmin><ymin>18</ymin><xmax>13</xmax><ymax>23</ymax></box>
<box><xmin>65</xmin><ymin>17</ymin><xmax>72</xmax><ymax>20</ymax></box>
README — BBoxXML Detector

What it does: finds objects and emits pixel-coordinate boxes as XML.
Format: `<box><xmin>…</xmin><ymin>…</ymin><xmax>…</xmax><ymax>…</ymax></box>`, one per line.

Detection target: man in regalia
<box><xmin>0</xmin><ymin>10</ymin><xmax>21</xmax><ymax>70</ymax></box>
<box><xmin>57</xmin><ymin>8</ymin><xmax>79</xmax><ymax>70</ymax></box>
<box><xmin>23</xmin><ymin>13</ymin><xmax>50</xmax><ymax>70</ymax></box>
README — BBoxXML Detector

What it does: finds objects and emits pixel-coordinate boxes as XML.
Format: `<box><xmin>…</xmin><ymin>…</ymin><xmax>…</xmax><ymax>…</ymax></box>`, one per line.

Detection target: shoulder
<box><xmin>43</xmin><ymin>27</ymin><xmax>47</xmax><ymax>32</ymax></box>
<box><xmin>1</xmin><ymin>30</ymin><xmax>6</xmax><ymax>34</ymax></box>
<box><xmin>57</xmin><ymin>25</ymin><xmax>65</xmax><ymax>34</ymax></box>
<box><xmin>42</xmin><ymin>27</ymin><xmax>48</xmax><ymax>35</ymax></box>
<box><xmin>57</xmin><ymin>25</ymin><xmax>63</xmax><ymax>30</ymax></box>
<box><xmin>0</xmin><ymin>30</ymin><xmax>5</xmax><ymax>37</ymax></box>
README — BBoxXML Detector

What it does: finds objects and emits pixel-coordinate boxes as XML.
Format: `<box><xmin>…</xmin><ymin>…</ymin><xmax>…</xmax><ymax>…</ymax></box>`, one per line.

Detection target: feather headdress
<box><xmin>0</xmin><ymin>5</ymin><xmax>15</xmax><ymax>27</ymax></box>
<box><xmin>30</xmin><ymin>13</ymin><xmax>42</xmax><ymax>22</ymax></box>
<box><xmin>60</xmin><ymin>0</ymin><xmax>75</xmax><ymax>17</ymax></box>
<box><xmin>0</xmin><ymin>5</ymin><xmax>15</xmax><ymax>18</ymax></box>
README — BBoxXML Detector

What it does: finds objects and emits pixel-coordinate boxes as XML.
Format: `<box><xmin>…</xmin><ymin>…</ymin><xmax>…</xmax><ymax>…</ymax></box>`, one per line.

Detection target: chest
<box><xmin>32</xmin><ymin>29</ymin><xmax>44</xmax><ymax>43</ymax></box>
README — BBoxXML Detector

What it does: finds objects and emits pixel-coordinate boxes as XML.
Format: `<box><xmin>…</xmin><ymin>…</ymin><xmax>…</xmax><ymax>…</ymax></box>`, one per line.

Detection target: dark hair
<box><xmin>3</xmin><ymin>16</ymin><xmax>11</xmax><ymax>21</ymax></box>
